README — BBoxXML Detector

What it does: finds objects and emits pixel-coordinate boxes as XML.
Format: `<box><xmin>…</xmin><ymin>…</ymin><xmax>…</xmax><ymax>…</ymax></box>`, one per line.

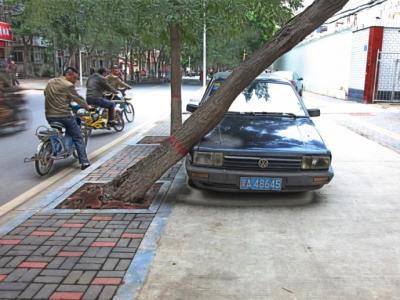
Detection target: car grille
<box><xmin>223</xmin><ymin>155</ymin><xmax>302</xmax><ymax>171</ymax></box>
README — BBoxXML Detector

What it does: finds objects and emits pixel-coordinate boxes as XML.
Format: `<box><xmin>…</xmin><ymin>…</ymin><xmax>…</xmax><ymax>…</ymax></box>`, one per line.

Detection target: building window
<box><xmin>33</xmin><ymin>48</ymin><xmax>43</xmax><ymax>64</ymax></box>
<box><xmin>13</xmin><ymin>51</ymin><xmax>23</xmax><ymax>63</ymax></box>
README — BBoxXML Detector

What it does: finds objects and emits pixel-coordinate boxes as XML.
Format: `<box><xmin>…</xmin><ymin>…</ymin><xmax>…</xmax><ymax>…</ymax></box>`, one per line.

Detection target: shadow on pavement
<box><xmin>175</xmin><ymin>184</ymin><xmax>319</xmax><ymax>208</ymax></box>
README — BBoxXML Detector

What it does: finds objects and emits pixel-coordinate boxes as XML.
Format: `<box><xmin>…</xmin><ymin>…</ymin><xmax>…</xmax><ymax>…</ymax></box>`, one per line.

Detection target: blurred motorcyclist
<box><xmin>44</xmin><ymin>67</ymin><xmax>92</xmax><ymax>170</ymax></box>
<box><xmin>0</xmin><ymin>72</ymin><xmax>26</xmax><ymax>128</ymax></box>
<box><xmin>86</xmin><ymin>67</ymin><xmax>118</xmax><ymax>125</ymax></box>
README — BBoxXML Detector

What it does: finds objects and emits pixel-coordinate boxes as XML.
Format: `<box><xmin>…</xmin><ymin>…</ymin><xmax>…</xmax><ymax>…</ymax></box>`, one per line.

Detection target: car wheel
<box><xmin>187</xmin><ymin>179</ymin><xmax>199</xmax><ymax>189</ymax></box>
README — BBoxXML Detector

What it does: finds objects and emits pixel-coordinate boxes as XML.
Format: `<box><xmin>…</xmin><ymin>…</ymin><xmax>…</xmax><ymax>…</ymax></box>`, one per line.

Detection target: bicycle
<box><xmin>107</xmin><ymin>89</ymin><xmax>134</xmax><ymax>123</ymax></box>
<box><xmin>25</xmin><ymin>120</ymin><xmax>89</xmax><ymax>176</ymax></box>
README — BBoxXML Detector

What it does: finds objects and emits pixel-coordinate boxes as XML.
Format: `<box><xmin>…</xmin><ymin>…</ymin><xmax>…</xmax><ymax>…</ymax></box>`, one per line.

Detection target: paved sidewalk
<box><xmin>303</xmin><ymin>92</ymin><xmax>400</xmax><ymax>153</ymax></box>
<box><xmin>136</xmin><ymin>98</ymin><xmax>400</xmax><ymax>300</ymax></box>
<box><xmin>0</xmin><ymin>91</ymin><xmax>400</xmax><ymax>299</ymax></box>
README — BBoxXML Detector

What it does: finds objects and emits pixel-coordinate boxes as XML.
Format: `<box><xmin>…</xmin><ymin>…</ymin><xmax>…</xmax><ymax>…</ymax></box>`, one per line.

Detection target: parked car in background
<box><xmin>272</xmin><ymin>70</ymin><xmax>304</xmax><ymax>96</ymax></box>
<box><xmin>185</xmin><ymin>71</ymin><xmax>333</xmax><ymax>192</ymax></box>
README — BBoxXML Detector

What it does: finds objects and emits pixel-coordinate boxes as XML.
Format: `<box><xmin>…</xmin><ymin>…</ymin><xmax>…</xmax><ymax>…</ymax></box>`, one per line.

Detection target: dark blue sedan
<box><xmin>185</xmin><ymin>72</ymin><xmax>334</xmax><ymax>192</ymax></box>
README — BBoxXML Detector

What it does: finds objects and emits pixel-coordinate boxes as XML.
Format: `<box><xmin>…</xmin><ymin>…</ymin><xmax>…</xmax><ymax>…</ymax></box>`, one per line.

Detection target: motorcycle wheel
<box><xmin>34</xmin><ymin>141</ymin><xmax>54</xmax><ymax>176</ymax></box>
<box><xmin>124</xmin><ymin>103</ymin><xmax>134</xmax><ymax>123</ymax></box>
<box><xmin>113</xmin><ymin>111</ymin><xmax>125</xmax><ymax>132</ymax></box>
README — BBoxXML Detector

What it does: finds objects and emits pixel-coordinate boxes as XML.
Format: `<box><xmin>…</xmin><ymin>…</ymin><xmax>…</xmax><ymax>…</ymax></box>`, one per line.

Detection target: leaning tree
<box><xmin>90</xmin><ymin>0</ymin><xmax>350</xmax><ymax>202</ymax></box>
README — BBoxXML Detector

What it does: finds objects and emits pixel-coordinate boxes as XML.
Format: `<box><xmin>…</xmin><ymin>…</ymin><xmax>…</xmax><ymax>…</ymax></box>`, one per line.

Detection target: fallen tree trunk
<box><xmin>104</xmin><ymin>0</ymin><xmax>349</xmax><ymax>202</ymax></box>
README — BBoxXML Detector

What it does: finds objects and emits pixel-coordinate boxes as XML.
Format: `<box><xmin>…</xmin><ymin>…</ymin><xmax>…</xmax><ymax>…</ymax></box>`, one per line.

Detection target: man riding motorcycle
<box><xmin>86</xmin><ymin>67</ymin><xmax>118</xmax><ymax>125</ymax></box>
<box><xmin>44</xmin><ymin>67</ymin><xmax>92</xmax><ymax>170</ymax></box>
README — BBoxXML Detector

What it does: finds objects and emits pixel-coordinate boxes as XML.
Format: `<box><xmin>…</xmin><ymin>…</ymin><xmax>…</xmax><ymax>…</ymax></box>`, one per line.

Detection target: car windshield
<box><xmin>203</xmin><ymin>79</ymin><xmax>306</xmax><ymax>117</ymax></box>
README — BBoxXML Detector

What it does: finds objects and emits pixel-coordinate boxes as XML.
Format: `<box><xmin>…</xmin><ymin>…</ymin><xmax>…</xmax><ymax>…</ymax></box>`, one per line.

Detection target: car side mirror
<box><xmin>307</xmin><ymin>108</ymin><xmax>320</xmax><ymax>117</ymax></box>
<box><xmin>186</xmin><ymin>104</ymin><xmax>199</xmax><ymax>113</ymax></box>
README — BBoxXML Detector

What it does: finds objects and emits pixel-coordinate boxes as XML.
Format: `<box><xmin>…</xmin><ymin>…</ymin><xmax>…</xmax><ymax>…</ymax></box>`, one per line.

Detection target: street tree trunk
<box><xmin>104</xmin><ymin>0</ymin><xmax>349</xmax><ymax>202</ymax></box>
<box><xmin>68</xmin><ymin>45</ymin><xmax>77</xmax><ymax>69</ymax></box>
<box><xmin>169</xmin><ymin>23</ymin><xmax>182</xmax><ymax>135</ymax></box>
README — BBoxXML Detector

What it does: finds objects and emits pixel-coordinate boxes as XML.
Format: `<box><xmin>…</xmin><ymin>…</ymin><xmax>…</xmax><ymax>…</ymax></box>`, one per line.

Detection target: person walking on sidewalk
<box><xmin>7</xmin><ymin>60</ymin><xmax>19</xmax><ymax>86</ymax></box>
<box><xmin>44</xmin><ymin>67</ymin><xmax>92</xmax><ymax>170</ymax></box>
<box><xmin>86</xmin><ymin>67</ymin><xmax>118</xmax><ymax>125</ymax></box>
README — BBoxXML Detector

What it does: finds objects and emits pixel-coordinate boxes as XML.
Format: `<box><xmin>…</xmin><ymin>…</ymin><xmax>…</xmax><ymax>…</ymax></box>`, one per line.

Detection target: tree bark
<box><xmin>169</xmin><ymin>23</ymin><xmax>182</xmax><ymax>135</ymax></box>
<box><xmin>105</xmin><ymin>0</ymin><xmax>349</xmax><ymax>202</ymax></box>
<box><xmin>68</xmin><ymin>45</ymin><xmax>77</xmax><ymax>69</ymax></box>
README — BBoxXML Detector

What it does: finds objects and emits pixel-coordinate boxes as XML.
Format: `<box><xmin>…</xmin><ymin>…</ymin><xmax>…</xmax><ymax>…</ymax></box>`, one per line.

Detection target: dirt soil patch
<box><xmin>56</xmin><ymin>182</ymin><xmax>163</xmax><ymax>209</ymax></box>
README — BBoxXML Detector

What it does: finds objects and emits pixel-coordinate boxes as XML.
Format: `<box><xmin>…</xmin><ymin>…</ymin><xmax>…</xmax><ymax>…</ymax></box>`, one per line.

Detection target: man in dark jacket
<box><xmin>86</xmin><ymin>68</ymin><xmax>118</xmax><ymax>125</ymax></box>
<box><xmin>44</xmin><ymin>67</ymin><xmax>91</xmax><ymax>170</ymax></box>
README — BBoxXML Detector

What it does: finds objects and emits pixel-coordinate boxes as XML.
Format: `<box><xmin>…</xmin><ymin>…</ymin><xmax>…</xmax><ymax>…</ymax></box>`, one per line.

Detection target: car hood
<box><xmin>195</xmin><ymin>115</ymin><xmax>329</xmax><ymax>154</ymax></box>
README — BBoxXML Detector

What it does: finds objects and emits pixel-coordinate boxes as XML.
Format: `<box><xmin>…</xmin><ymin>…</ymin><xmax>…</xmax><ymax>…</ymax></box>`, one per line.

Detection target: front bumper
<box><xmin>185</xmin><ymin>158</ymin><xmax>334</xmax><ymax>192</ymax></box>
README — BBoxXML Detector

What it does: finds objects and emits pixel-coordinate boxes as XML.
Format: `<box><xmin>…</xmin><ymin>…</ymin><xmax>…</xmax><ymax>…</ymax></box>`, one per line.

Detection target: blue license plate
<box><xmin>240</xmin><ymin>177</ymin><xmax>282</xmax><ymax>191</ymax></box>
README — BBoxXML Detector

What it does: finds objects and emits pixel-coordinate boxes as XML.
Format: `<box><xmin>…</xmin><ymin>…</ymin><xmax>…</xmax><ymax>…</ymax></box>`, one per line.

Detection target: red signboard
<box><xmin>0</xmin><ymin>22</ymin><xmax>13</xmax><ymax>42</ymax></box>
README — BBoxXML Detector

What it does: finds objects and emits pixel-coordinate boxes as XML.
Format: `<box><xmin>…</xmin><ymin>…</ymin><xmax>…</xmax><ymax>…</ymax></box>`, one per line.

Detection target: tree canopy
<box><xmin>7</xmin><ymin>0</ymin><xmax>303</xmax><ymax>71</ymax></box>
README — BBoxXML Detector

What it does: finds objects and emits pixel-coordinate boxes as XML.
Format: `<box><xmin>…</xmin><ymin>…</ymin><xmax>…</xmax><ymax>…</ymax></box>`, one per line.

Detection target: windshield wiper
<box><xmin>241</xmin><ymin>112</ymin><xmax>299</xmax><ymax>118</ymax></box>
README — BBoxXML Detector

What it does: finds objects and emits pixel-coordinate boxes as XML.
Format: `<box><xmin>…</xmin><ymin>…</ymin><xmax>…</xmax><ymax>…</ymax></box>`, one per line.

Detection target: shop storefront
<box><xmin>0</xmin><ymin>22</ymin><xmax>13</xmax><ymax>69</ymax></box>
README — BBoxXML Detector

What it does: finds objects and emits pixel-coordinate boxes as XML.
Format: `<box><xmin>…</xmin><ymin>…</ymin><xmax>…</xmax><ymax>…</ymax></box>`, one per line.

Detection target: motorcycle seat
<box><xmin>49</xmin><ymin>122</ymin><xmax>66</xmax><ymax>132</ymax></box>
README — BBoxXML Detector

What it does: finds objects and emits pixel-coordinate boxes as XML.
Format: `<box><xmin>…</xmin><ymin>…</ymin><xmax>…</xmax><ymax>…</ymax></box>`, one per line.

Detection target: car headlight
<box><xmin>302</xmin><ymin>156</ymin><xmax>331</xmax><ymax>170</ymax></box>
<box><xmin>193</xmin><ymin>152</ymin><xmax>223</xmax><ymax>167</ymax></box>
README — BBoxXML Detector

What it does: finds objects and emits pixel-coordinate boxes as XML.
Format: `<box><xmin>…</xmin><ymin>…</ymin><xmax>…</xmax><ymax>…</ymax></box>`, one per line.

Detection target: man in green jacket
<box><xmin>44</xmin><ymin>67</ymin><xmax>92</xmax><ymax>170</ymax></box>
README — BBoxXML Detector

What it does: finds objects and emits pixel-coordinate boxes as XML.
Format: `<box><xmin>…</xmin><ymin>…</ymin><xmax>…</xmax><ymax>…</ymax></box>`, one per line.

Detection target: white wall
<box><xmin>273</xmin><ymin>30</ymin><xmax>353</xmax><ymax>99</ymax></box>
<box><xmin>348</xmin><ymin>28</ymin><xmax>369</xmax><ymax>94</ymax></box>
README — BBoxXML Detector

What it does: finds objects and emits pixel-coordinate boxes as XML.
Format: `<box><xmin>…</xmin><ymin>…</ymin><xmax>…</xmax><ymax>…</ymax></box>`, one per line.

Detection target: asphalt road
<box><xmin>0</xmin><ymin>83</ymin><xmax>203</xmax><ymax>205</ymax></box>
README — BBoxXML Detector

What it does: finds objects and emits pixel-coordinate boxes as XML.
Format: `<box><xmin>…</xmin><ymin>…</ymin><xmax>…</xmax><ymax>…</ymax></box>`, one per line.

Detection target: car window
<box><xmin>202</xmin><ymin>79</ymin><xmax>306</xmax><ymax>116</ymax></box>
<box><xmin>272</xmin><ymin>71</ymin><xmax>292</xmax><ymax>80</ymax></box>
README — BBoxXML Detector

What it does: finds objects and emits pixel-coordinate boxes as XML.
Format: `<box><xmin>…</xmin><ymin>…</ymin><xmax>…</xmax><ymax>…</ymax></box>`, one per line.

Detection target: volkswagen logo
<box><xmin>258</xmin><ymin>158</ymin><xmax>269</xmax><ymax>168</ymax></box>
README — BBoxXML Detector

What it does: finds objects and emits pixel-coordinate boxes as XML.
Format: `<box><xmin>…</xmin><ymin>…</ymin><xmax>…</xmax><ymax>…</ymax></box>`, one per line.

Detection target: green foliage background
<box><xmin>7</xmin><ymin>0</ymin><xmax>302</xmax><ymax>72</ymax></box>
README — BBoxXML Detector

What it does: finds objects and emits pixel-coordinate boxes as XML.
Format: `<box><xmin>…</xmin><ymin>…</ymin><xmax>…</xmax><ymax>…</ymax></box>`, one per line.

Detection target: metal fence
<box><xmin>373</xmin><ymin>51</ymin><xmax>400</xmax><ymax>103</ymax></box>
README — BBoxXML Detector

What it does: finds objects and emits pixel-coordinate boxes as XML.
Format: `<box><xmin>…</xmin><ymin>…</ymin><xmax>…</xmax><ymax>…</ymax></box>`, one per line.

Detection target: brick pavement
<box><xmin>0</xmin><ymin>120</ymin><xmax>181</xmax><ymax>299</ymax></box>
<box><xmin>0</xmin><ymin>212</ymin><xmax>153</xmax><ymax>299</ymax></box>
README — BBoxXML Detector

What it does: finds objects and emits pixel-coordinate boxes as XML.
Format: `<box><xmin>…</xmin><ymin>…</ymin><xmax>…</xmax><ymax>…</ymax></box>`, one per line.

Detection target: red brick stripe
<box><xmin>0</xmin><ymin>239</ymin><xmax>21</xmax><ymax>245</ymax></box>
<box><xmin>121</xmin><ymin>233</ymin><xmax>144</xmax><ymax>239</ymax></box>
<box><xmin>57</xmin><ymin>251</ymin><xmax>84</xmax><ymax>257</ymax></box>
<box><xmin>62</xmin><ymin>223</ymin><xmax>85</xmax><ymax>228</ymax></box>
<box><xmin>50</xmin><ymin>292</ymin><xmax>83</xmax><ymax>300</ymax></box>
<box><xmin>0</xmin><ymin>275</ymin><xmax>7</xmax><ymax>282</ymax></box>
<box><xmin>31</xmin><ymin>230</ymin><xmax>55</xmax><ymax>236</ymax></box>
<box><xmin>90</xmin><ymin>241</ymin><xmax>117</xmax><ymax>247</ymax></box>
<box><xmin>18</xmin><ymin>261</ymin><xmax>47</xmax><ymax>268</ymax></box>
<box><xmin>91</xmin><ymin>216</ymin><xmax>113</xmax><ymax>221</ymax></box>
<box><xmin>168</xmin><ymin>135</ymin><xmax>188</xmax><ymax>156</ymax></box>
<box><xmin>92</xmin><ymin>277</ymin><xmax>122</xmax><ymax>285</ymax></box>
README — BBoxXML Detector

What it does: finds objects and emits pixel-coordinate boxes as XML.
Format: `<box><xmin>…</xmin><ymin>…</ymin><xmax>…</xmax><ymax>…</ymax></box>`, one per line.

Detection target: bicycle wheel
<box><xmin>34</xmin><ymin>141</ymin><xmax>54</xmax><ymax>176</ymax></box>
<box><xmin>113</xmin><ymin>111</ymin><xmax>125</xmax><ymax>132</ymax></box>
<box><xmin>123</xmin><ymin>102</ymin><xmax>135</xmax><ymax>123</ymax></box>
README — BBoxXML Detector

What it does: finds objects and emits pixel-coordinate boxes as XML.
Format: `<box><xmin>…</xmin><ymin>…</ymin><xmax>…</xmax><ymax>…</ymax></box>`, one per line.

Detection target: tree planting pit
<box><xmin>56</xmin><ymin>182</ymin><xmax>163</xmax><ymax>209</ymax></box>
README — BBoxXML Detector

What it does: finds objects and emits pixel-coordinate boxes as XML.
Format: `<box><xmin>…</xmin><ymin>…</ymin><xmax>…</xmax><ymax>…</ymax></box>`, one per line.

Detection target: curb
<box><xmin>114</xmin><ymin>165</ymin><xmax>186</xmax><ymax>300</ymax></box>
